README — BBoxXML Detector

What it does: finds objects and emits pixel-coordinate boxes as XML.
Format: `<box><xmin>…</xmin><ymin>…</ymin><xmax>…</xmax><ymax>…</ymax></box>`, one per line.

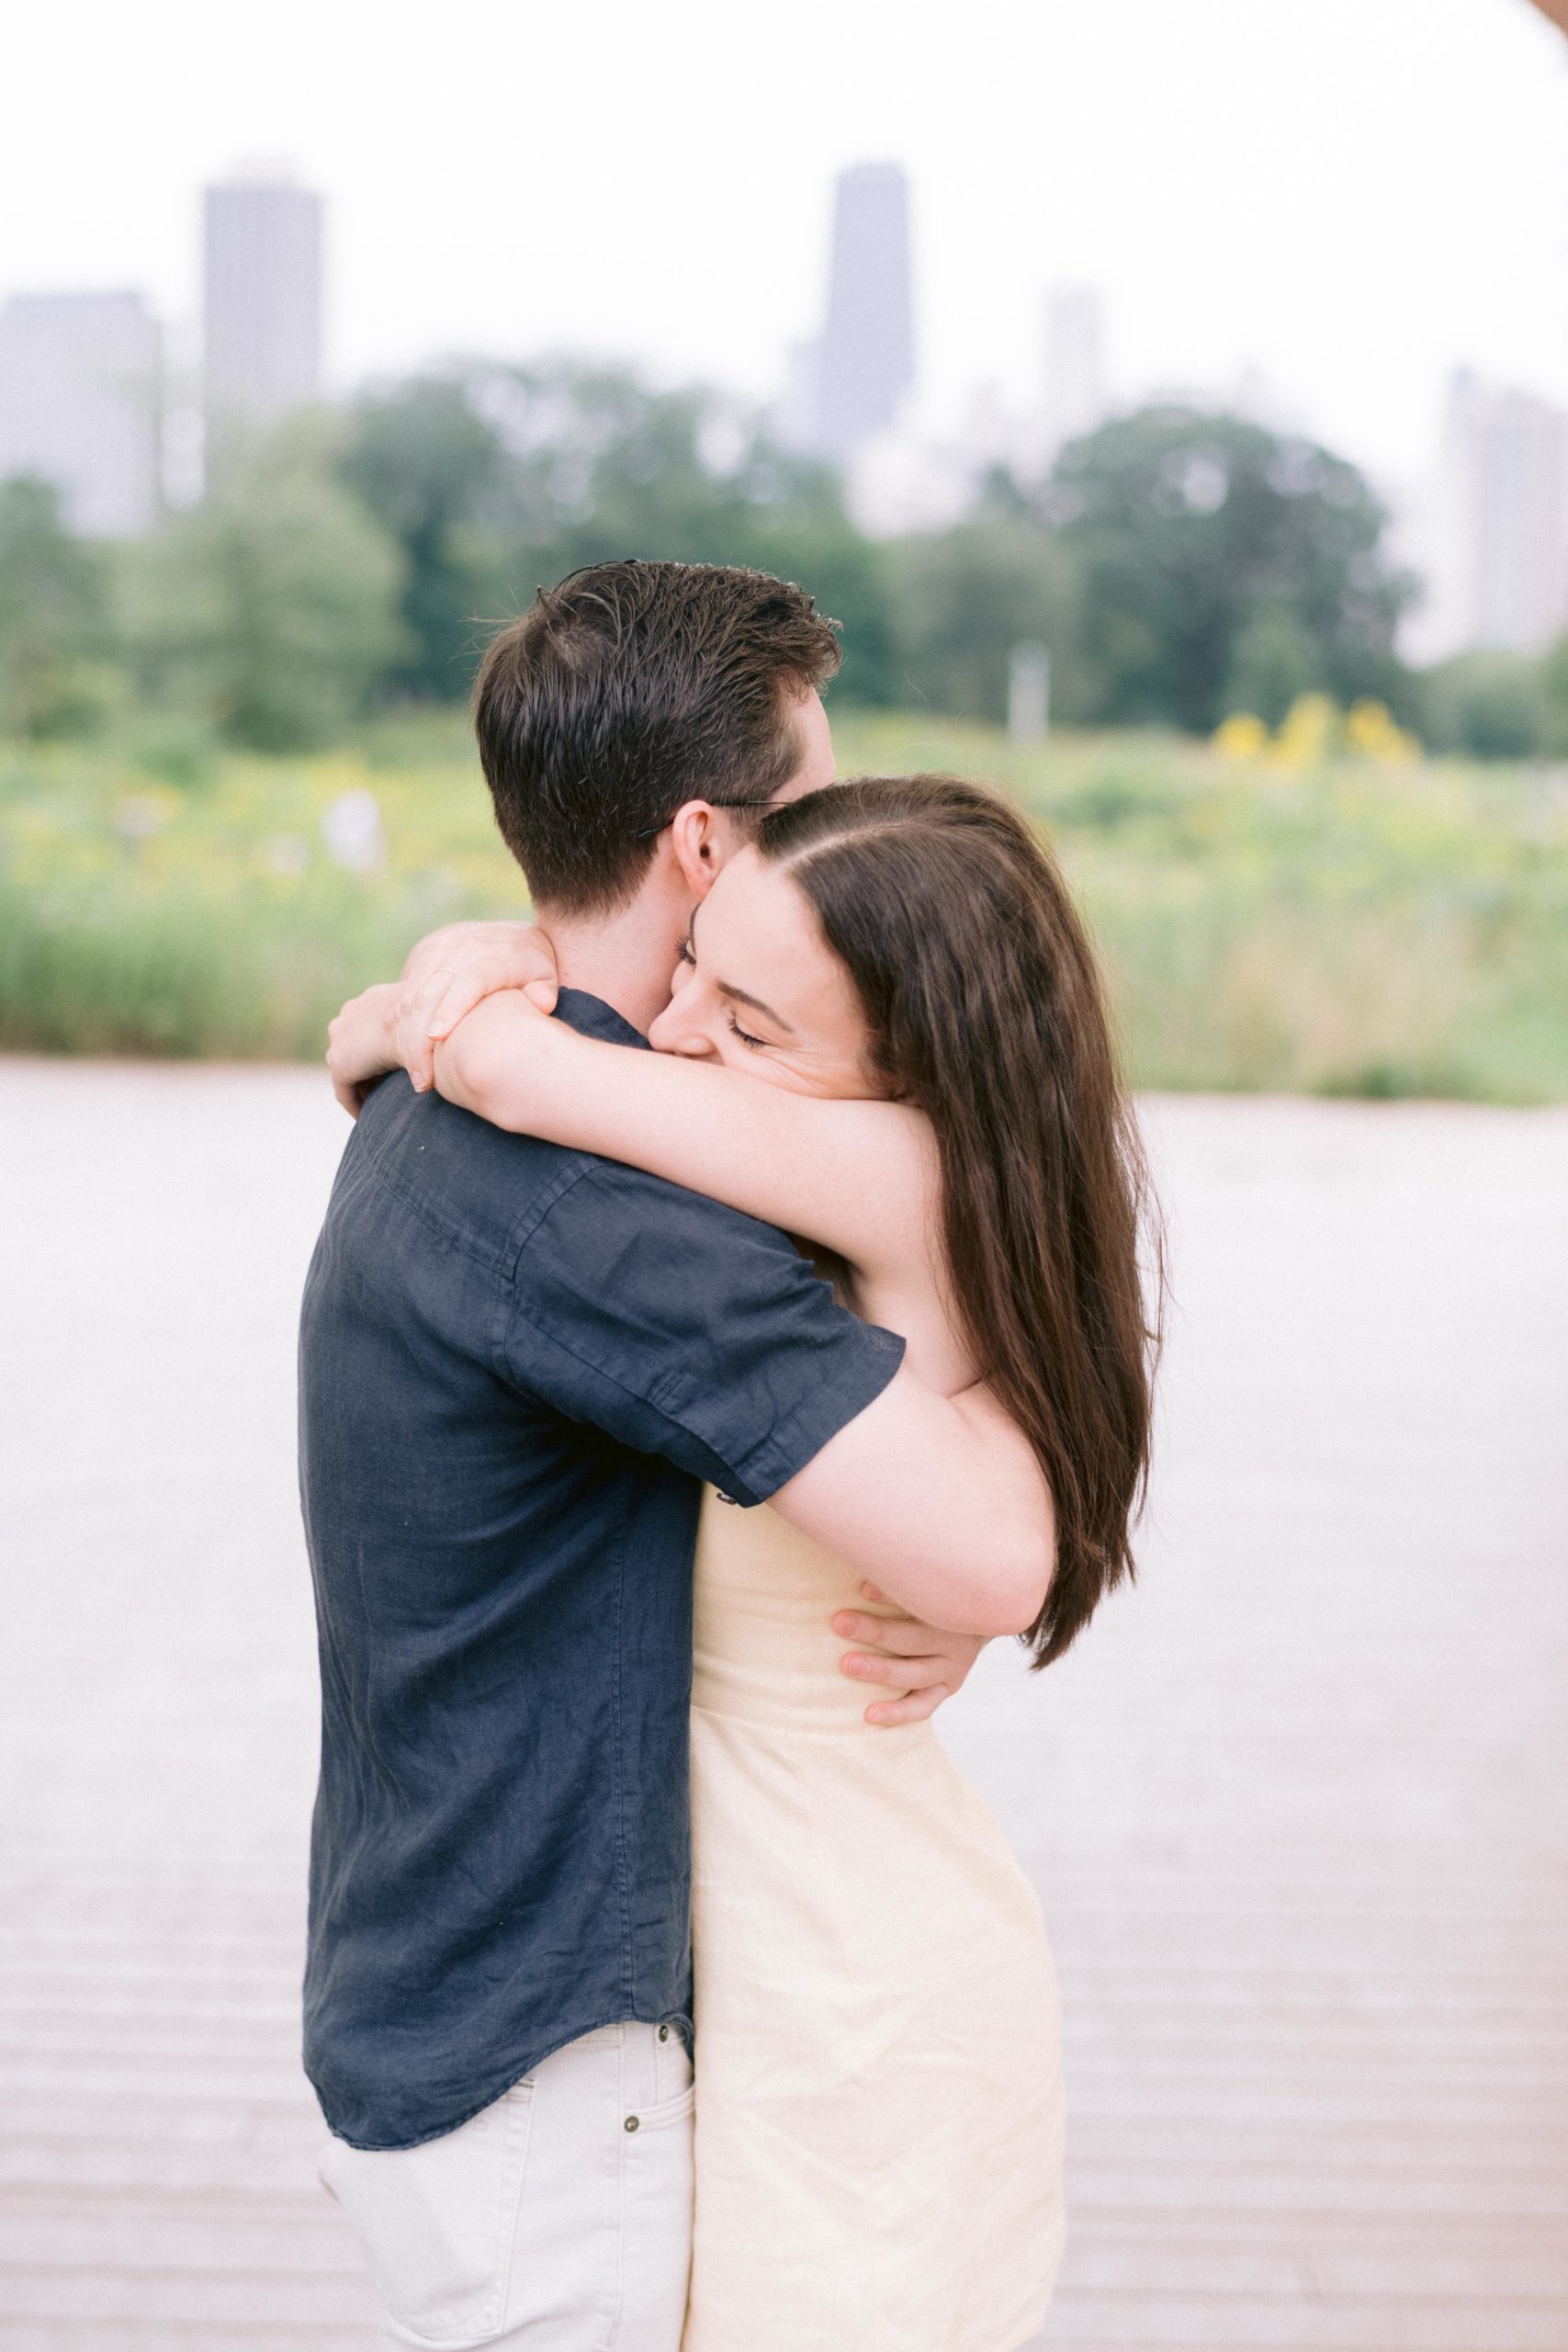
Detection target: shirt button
<box><xmin>658</xmin><ymin>2025</ymin><xmax>670</xmax><ymax>2042</ymax></box>
<box><xmin>624</xmin><ymin>2114</ymin><xmax>639</xmax><ymax>2132</ymax></box>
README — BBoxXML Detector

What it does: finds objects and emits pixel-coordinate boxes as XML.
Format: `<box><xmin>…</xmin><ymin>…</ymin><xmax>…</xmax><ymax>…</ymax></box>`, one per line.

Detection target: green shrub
<box><xmin>1417</xmin><ymin>651</ymin><xmax>1545</xmax><ymax>762</ymax></box>
<box><xmin>3</xmin><ymin>717</ymin><xmax>1564</xmax><ymax>1102</ymax></box>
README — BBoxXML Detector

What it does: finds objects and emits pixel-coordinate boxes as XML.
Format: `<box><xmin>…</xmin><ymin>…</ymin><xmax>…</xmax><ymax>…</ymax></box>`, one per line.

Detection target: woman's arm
<box><xmin>434</xmin><ymin>990</ymin><xmax>935</xmax><ymax>1279</ymax></box>
<box><xmin>337</xmin><ymin>979</ymin><xmax>1047</xmax><ymax>1643</ymax></box>
<box><xmin>773</xmin><ymin>1365</ymin><xmax>1054</xmax><ymax>1639</ymax></box>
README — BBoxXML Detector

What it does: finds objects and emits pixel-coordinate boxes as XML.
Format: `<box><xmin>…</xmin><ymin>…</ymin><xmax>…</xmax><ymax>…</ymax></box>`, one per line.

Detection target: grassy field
<box><xmin>3</xmin><ymin>708</ymin><xmax>1565</xmax><ymax>1100</ymax></box>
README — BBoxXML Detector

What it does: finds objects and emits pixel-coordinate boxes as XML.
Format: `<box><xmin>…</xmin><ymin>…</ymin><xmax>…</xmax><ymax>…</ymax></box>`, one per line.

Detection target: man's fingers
<box><xmin>524</xmin><ymin>977</ymin><xmax>558</xmax><ymax>1012</ymax></box>
<box><xmin>839</xmin><ymin>1648</ymin><xmax>948</xmax><ymax>1690</ymax></box>
<box><xmin>865</xmin><ymin>1684</ymin><xmax>949</xmax><ymax>1728</ymax></box>
<box><xmin>831</xmin><ymin>1611</ymin><xmax>934</xmax><ymax>1659</ymax></box>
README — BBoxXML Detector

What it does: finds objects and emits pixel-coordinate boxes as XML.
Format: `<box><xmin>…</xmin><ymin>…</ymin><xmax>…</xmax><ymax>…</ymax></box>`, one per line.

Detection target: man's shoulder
<box><xmin>348</xmin><ymin>1072</ymin><xmax>796</xmax><ymax>1272</ymax></box>
<box><xmin>347</xmin><ymin>1075</ymin><xmax>592</xmax><ymax>1250</ymax></box>
<box><xmin>526</xmin><ymin>1149</ymin><xmax>795</xmax><ymax>1258</ymax></box>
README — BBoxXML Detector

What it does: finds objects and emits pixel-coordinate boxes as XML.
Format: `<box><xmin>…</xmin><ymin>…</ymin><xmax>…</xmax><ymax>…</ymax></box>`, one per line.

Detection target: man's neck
<box><xmin>536</xmin><ymin>897</ymin><xmax>684</xmax><ymax>1038</ymax></box>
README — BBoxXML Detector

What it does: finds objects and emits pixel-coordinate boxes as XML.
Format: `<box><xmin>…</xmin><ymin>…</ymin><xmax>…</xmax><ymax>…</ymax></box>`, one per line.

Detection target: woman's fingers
<box><xmin>326</xmin><ymin>985</ymin><xmax>398</xmax><ymax>1093</ymax></box>
<box><xmin>392</xmin><ymin>973</ymin><xmax>453</xmax><ymax>1091</ymax></box>
<box><xmin>404</xmin><ymin>920</ymin><xmax>561</xmax><ymax>1017</ymax></box>
<box><xmin>426</xmin><ymin>961</ymin><xmax>557</xmax><ymax>1043</ymax></box>
<box><xmin>423</xmin><ymin>967</ymin><xmax>497</xmax><ymax>1043</ymax></box>
<box><xmin>865</xmin><ymin>1684</ymin><xmax>950</xmax><ymax>1728</ymax></box>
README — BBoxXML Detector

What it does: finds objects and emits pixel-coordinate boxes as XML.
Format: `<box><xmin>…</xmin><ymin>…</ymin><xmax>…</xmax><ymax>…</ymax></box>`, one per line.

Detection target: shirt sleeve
<box><xmin>501</xmin><ymin>1159</ymin><xmax>905</xmax><ymax>1505</ymax></box>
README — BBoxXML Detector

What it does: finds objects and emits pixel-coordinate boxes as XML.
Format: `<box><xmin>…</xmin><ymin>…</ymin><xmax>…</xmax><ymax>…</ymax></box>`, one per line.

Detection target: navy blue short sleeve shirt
<box><xmin>297</xmin><ymin>991</ymin><xmax>903</xmax><ymax>2149</ymax></box>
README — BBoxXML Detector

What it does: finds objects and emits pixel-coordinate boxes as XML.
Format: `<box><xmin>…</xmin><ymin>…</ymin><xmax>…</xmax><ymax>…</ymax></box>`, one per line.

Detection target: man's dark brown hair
<box><xmin>473</xmin><ymin>560</ymin><xmax>841</xmax><ymax>913</ymax></box>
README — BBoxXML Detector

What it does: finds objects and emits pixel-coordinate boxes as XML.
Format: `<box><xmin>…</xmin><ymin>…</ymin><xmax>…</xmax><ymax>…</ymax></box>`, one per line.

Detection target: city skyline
<box><xmin>0</xmin><ymin>171</ymin><xmax>324</xmax><ymax>538</ymax></box>
<box><xmin>6</xmin><ymin>148</ymin><xmax>1568</xmax><ymax>658</ymax></box>
<box><xmin>0</xmin><ymin>0</ymin><xmax>1563</xmax><ymax>495</ymax></box>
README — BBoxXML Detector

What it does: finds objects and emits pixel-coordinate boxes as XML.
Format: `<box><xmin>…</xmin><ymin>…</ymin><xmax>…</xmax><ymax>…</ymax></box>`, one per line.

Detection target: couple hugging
<box><xmin>299</xmin><ymin>560</ymin><xmax>1156</xmax><ymax>2352</ymax></box>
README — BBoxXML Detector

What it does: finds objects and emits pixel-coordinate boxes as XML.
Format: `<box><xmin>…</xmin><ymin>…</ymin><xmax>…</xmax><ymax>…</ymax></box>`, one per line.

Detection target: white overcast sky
<box><xmin>2</xmin><ymin>0</ymin><xmax>1565</xmax><ymax>484</ymax></box>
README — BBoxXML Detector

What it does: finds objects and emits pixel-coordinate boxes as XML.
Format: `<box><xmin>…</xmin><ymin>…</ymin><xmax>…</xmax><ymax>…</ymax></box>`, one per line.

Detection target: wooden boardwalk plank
<box><xmin>3</xmin><ymin>1065</ymin><xmax>1565</xmax><ymax>2351</ymax></box>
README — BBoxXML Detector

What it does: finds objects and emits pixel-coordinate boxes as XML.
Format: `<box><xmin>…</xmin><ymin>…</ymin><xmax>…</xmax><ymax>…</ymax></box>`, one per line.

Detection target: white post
<box><xmin>1008</xmin><ymin>641</ymin><xmax>1050</xmax><ymax>743</ymax></box>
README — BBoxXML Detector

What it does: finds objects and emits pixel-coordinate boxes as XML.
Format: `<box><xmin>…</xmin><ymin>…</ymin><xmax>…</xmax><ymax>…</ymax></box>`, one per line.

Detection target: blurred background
<box><xmin>1</xmin><ymin>2</ymin><xmax>1565</xmax><ymax>2347</ymax></box>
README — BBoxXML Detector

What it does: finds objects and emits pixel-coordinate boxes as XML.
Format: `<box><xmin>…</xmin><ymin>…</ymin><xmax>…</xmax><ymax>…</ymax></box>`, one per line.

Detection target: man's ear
<box><xmin>665</xmin><ymin>801</ymin><xmax>728</xmax><ymax>900</ymax></box>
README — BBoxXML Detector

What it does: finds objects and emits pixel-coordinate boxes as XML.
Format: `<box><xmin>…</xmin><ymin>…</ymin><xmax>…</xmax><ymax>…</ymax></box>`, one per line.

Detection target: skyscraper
<box><xmin>203</xmin><ymin>172</ymin><xmax>323</xmax><ymax>434</ymax></box>
<box><xmin>0</xmin><ymin>291</ymin><xmax>161</xmax><ymax>534</ymax></box>
<box><xmin>810</xmin><ymin>163</ymin><xmax>915</xmax><ymax>463</ymax></box>
<box><xmin>1042</xmin><ymin>285</ymin><xmax>1108</xmax><ymax>458</ymax></box>
<box><xmin>1411</xmin><ymin>368</ymin><xmax>1568</xmax><ymax>659</ymax></box>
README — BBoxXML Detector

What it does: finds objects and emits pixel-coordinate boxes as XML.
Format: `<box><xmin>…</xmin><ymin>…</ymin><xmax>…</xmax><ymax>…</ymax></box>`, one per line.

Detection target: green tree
<box><xmin>1048</xmin><ymin>405</ymin><xmax>1415</xmax><ymax>732</ymax></box>
<box><xmin>342</xmin><ymin>378</ymin><xmax>514</xmax><ymax>700</ymax></box>
<box><xmin>455</xmin><ymin>365</ymin><xmax>897</xmax><ymax>703</ymax></box>
<box><xmin>886</xmin><ymin>510</ymin><xmax>1081</xmax><ymax>724</ymax></box>
<box><xmin>123</xmin><ymin>421</ymin><xmax>406</xmax><ymax>751</ymax></box>
<box><xmin>0</xmin><ymin>476</ymin><xmax>111</xmax><ymax>736</ymax></box>
<box><xmin>1417</xmin><ymin>650</ymin><xmax>1544</xmax><ymax>761</ymax></box>
<box><xmin>1221</xmin><ymin>602</ymin><xmax>1323</xmax><ymax>728</ymax></box>
<box><xmin>1537</xmin><ymin>632</ymin><xmax>1568</xmax><ymax>759</ymax></box>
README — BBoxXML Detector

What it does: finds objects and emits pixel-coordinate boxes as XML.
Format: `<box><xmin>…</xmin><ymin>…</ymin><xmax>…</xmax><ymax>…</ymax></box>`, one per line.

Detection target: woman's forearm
<box><xmin>434</xmin><ymin>993</ymin><xmax>930</xmax><ymax>1272</ymax></box>
<box><xmin>772</xmin><ymin>1368</ymin><xmax>1055</xmax><ymax>1637</ymax></box>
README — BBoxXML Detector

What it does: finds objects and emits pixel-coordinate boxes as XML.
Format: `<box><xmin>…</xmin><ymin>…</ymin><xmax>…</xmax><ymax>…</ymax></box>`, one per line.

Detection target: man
<box><xmin>299</xmin><ymin>561</ymin><xmax>1044</xmax><ymax>2349</ymax></box>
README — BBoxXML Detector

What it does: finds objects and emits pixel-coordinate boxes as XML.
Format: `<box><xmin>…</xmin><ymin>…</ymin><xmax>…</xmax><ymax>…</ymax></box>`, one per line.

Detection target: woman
<box><xmin>331</xmin><ymin>775</ymin><xmax>1158</xmax><ymax>2352</ymax></box>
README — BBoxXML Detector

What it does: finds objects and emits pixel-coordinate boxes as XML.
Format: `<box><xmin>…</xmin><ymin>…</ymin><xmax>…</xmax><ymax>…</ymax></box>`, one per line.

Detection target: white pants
<box><xmin>319</xmin><ymin>2021</ymin><xmax>694</xmax><ymax>2350</ymax></box>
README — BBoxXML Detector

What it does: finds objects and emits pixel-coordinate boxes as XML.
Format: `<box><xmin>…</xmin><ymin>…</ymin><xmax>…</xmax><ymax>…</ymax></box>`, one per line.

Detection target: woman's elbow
<box><xmin>987</xmin><ymin>1513</ymin><xmax>1055</xmax><ymax>1638</ymax></box>
<box><xmin>976</xmin><ymin>1567</ymin><xmax>1052</xmax><ymax>1639</ymax></box>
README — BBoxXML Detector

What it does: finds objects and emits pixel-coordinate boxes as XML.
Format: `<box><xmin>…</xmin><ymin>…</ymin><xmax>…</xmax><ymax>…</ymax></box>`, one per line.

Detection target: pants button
<box><xmin>658</xmin><ymin>2025</ymin><xmax>670</xmax><ymax>2041</ymax></box>
<box><xmin>624</xmin><ymin>2115</ymin><xmax>640</xmax><ymax>2132</ymax></box>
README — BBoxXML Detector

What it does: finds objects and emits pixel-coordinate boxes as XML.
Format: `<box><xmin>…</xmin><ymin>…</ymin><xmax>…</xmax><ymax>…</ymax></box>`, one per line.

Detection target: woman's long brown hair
<box><xmin>757</xmin><ymin>775</ymin><xmax>1162</xmax><ymax>1665</ymax></box>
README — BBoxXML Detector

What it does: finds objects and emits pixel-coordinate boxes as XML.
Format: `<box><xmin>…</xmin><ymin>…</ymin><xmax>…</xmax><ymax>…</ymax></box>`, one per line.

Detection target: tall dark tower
<box><xmin>812</xmin><ymin>163</ymin><xmax>915</xmax><ymax>462</ymax></box>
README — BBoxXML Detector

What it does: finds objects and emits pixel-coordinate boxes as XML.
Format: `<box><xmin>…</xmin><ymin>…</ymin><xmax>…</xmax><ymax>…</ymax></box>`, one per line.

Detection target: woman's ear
<box><xmin>666</xmin><ymin>801</ymin><xmax>726</xmax><ymax>899</ymax></box>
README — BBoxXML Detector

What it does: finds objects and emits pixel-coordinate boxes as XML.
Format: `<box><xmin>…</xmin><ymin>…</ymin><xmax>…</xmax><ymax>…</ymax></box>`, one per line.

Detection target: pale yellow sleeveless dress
<box><xmin>682</xmin><ymin>1492</ymin><xmax>1066</xmax><ymax>2352</ymax></box>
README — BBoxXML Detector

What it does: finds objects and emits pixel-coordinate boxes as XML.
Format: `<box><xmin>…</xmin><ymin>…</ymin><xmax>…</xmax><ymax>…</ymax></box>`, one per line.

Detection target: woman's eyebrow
<box><xmin>689</xmin><ymin>905</ymin><xmax>795</xmax><ymax>1033</ymax></box>
<box><xmin>717</xmin><ymin>978</ymin><xmax>795</xmax><ymax>1034</ymax></box>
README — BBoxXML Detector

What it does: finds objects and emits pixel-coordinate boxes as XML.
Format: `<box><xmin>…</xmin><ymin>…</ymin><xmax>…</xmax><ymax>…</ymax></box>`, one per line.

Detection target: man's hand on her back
<box><xmin>394</xmin><ymin>922</ymin><xmax>561</xmax><ymax>1093</ymax></box>
<box><xmin>834</xmin><ymin>1588</ymin><xmax>987</xmax><ymax>1728</ymax></box>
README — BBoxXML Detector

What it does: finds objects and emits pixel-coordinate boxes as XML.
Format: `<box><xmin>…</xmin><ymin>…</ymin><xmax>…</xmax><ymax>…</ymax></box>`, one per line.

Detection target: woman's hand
<box><xmin>324</xmin><ymin>985</ymin><xmax>404</xmax><ymax>1115</ymax></box>
<box><xmin>834</xmin><ymin>1585</ymin><xmax>987</xmax><ymax>1728</ymax></box>
<box><xmin>324</xmin><ymin>923</ymin><xmax>561</xmax><ymax>1116</ymax></box>
<box><xmin>396</xmin><ymin>922</ymin><xmax>560</xmax><ymax>1091</ymax></box>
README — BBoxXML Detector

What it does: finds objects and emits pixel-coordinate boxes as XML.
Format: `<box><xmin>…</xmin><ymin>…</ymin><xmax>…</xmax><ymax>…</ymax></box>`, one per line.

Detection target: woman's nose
<box><xmin>649</xmin><ymin>997</ymin><xmax>716</xmax><ymax>1057</ymax></box>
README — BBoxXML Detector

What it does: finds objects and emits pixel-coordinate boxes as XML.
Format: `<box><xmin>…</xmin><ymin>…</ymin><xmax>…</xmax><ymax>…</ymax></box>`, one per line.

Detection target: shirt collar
<box><xmin>553</xmin><ymin>988</ymin><xmax>653</xmax><ymax>1054</ymax></box>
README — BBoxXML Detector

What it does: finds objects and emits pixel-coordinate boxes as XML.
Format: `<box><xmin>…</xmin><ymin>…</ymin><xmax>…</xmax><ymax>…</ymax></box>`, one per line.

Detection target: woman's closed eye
<box><xmin>726</xmin><ymin>1012</ymin><xmax>769</xmax><ymax>1052</ymax></box>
